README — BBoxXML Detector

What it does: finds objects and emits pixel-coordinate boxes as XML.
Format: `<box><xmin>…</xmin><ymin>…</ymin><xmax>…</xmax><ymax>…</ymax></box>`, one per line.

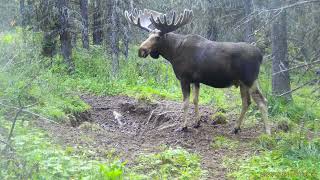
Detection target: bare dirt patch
<box><xmin>36</xmin><ymin>94</ymin><xmax>265</xmax><ymax>179</ymax></box>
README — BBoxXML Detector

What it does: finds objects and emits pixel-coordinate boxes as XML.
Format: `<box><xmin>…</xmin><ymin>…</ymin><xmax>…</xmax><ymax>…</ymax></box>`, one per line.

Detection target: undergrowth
<box><xmin>0</xmin><ymin>117</ymin><xmax>128</xmax><ymax>179</ymax></box>
<box><xmin>0</xmin><ymin>29</ymin><xmax>319</xmax><ymax>179</ymax></box>
<box><xmin>228</xmin><ymin>132</ymin><xmax>320</xmax><ymax>179</ymax></box>
<box><xmin>0</xmin><ymin>116</ymin><xmax>204</xmax><ymax>179</ymax></box>
<box><xmin>133</xmin><ymin>147</ymin><xmax>206</xmax><ymax>179</ymax></box>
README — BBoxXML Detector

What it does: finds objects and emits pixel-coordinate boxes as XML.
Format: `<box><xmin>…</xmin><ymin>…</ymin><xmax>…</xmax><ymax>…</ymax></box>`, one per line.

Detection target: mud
<box><xmin>36</xmin><ymin>94</ymin><xmax>265</xmax><ymax>179</ymax></box>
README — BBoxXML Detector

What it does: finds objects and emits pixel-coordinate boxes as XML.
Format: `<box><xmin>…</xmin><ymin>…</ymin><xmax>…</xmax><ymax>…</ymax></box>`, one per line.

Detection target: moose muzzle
<box><xmin>138</xmin><ymin>48</ymin><xmax>150</xmax><ymax>58</ymax></box>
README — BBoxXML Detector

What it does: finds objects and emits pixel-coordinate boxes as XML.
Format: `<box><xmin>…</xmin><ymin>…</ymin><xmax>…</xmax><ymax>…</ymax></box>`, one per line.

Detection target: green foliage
<box><xmin>0</xmin><ymin>118</ymin><xmax>126</xmax><ymax>180</ymax></box>
<box><xmin>211</xmin><ymin>112</ymin><xmax>228</xmax><ymax>124</ymax></box>
<box><xmin>0</xmin><ymin>116</ymin><xmax>205</xmax><ymax>179</ymax></box>
<box><xmin>133</xmin><ymin>147</ymin><xmax>206</xmax><ymax>179</ymax></box>
<box><xmin>0</xmin><ymin>29</ymin><xmax>89</xmax><ymax>122</ymax></box>
<box><xmin>1</xmin><ymin>28</ymin><xmax>320</xmax><ymax>180</ymax></box>
<box><xmin>229</xmin><ymin>132</ymin><xmax>320</xmax><ymax>179</ymax></box>
<box><xmin>211</xmin><ymin>136</ymin><xmax>239</xmax><ymax>150</ymax></box>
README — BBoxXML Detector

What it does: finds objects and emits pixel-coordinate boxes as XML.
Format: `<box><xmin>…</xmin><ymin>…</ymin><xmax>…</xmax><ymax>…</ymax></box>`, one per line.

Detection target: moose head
<box><xmin>125</xmin><ymin>9</ymin><xmax>193</xmax><ymax>59</ymax></box>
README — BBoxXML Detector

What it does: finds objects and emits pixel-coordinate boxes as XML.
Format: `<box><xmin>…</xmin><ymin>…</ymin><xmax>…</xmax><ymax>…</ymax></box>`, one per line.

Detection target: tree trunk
<box><xmin>271</xmin><ymin>1</ymin><xmax>292</xmax><ymax>101</ymax></box>
<box><xmin>40</xmin><ymin>0</ymin><xmax>56</xmax><ymax>57</ymax></box>
<box><xmin>93</xmin><ymin>0</ymin><xmax>103</xmax><ymax>45</ymax></box>
<box><xmin>26</xmin><ymin>0</ymin><xmax>33</xmax><ymax>26</ymax></box>
<box><xmin>71</xmin><ymin>32</ymin><xmax>77</xmax><ymax>48</ymax></box>
<box><xmin>110</xmin><ymin>0</ymin><xmax>119</xmax><ymax>76</ymax></box>
<box><xmin>58</xmin><ymin>0</ymin><xmax>74</xmax><ymax>73</ymax></box>
<box><xmin>123</xmin><ymin>26</ymin><xmax>129</xmax><ymax>59</ymax></box>
<box><xmin>207</xmin><ymin>20</ymin><xmax>218</xmax><ymax>41</ymax></box>
<box><xmin>80</xmin><ymin>0</ymin><xmax>89</xmax><ymax>49</ymax></box>
<box><xmin>19</xmin><ymin>0</ymin><xmax>26</xmax><ymax>26</ymax></box>
<box><xmin>42</xmin><ymin>32</ymin><xmax>56</xmax><ymax>57</ymax></box>
<box><xmin>243</xmin><ymin>0</ymin><xmax>255</xmax><ymax>43</ymax></box>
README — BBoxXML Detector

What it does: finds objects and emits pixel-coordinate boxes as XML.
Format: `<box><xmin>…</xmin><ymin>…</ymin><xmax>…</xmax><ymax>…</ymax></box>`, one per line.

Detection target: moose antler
<box><xmin>125</xmin><ymin>9</ymin><xmax>154</xmax><ymax>32</ymax></box>
<box><xmin>150</xmin><ymin>9</ymin><xmax>193</xmax><ymax>34</ymax></box>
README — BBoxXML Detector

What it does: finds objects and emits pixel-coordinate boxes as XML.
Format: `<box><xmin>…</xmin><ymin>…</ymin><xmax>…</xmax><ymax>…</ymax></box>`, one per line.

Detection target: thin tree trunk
<box><xmin>271</xmin><ymin>1</ymin><xmax>292</xmax><ymax>101</ymax></box>
<box><xmin>110</xmin><ymin>0</ymin><xmax>119</xmax><ymax>76</ymax></box>
<box><xmin>80</xmin><ymin>0</ymin><xmax>89</xmax><ymax>49</ymax></box>
<box><xmin>20</xmin><ymin>0</ymin><xmax>26</xmax><ymax>26</ymax></box>
<box><xmin>93</xmin><ymin>0</ymin><xmax>103</xmax><ymax>45</ymax></box>
<box><xmin>243</xmin><ymin>0</ymin><xmax>255</xmax><ymax>43</ymax></box>
<box><xmin>123</xmin><ymin>26</ymin><xmax>129</xmax><ymax>59</ymax></box>
<box><xmin>42</xmin><ymin>32</ymin><xmax>56</xmax><ymax>57</ymax></box>
<box><xmin>40</xmin><ymin>0</ymin><xmax>56</xmax><ymax>57</ymax></box>
<box><xmin>71</xmin><ymin>32</ymin><xmax>77</xmax><ymax>48</ymax></box>
<box><xmin>58</xmin><ymin>0</ymin><xmax>74</xmax><ymax>73</ymax></box>
<box><xmin>26</xmin><ymin>0</ymin><xmax>33</xmax><ymax>26</ymax></box>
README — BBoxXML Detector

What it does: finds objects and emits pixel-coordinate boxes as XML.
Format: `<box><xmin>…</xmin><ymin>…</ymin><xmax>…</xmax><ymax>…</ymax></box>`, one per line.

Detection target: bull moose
<box><xmin>125</xmin><ymin>9</ymin><xmax>271</xmax><ymax>135</ymax></box>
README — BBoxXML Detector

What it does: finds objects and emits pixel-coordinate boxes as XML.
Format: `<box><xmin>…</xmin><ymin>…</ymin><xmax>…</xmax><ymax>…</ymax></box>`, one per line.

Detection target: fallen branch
<box><xmin>272</xmin><ymin>60</ymin><xmax>320</xmax><ymax>76</ymax></box>
<box><xmin>277</xmin><ymin>78</ymin><xmax>318</xmax><ymax>97</ymax></box>
<box><xmin>113</xmin><ymin>111</ymin><xmax>123</xmax><ymax>127</ymax></box>
<box><xmin>158</xmin><ymin>123</ymin><xmax>177</xmax><ymax>131</ymax></box>
<box><xmin>145</xmin><ymin>110</ymin><xmax>155</xmax><ymax>125</ymax></box>
<box><xmin>0</xmin><ymin>101</ymin><xmax>58</xmax><ymax>124</ymax></box>
<box><xmin>157</xmin><ymin>111</ymin><xmax>175</xmax><ymax>116</ymax></box>
<box><xmin>270</xmin><ymin>0</ymin><xmax>320</xmax><ymax>11</ymax></box>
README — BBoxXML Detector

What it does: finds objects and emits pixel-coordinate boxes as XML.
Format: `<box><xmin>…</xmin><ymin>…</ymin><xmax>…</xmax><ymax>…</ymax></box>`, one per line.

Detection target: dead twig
<box><xmin>145</xmin><ymin>110</ymin><xmax>155</xmax><ymax>125</ymax></box>
<box><xmin>272</xmin><ymin>59</ymin><xmax>320</xmax><ymax>76</ymax></box>
<box><xmin>5</xmin><ymin>98</ymin><xmax>23</xmax><ymax>152</ymax></box>
<box><xmin>0</xmin><ymin>101</ymin><xmax>58</xmax><ymax>124</ymax></box>
<box><xmin>157</xmin><ymin>111</ymin><xmax>175</xmax><ymax>116</ymax></box>
<box><xmin>0</xmin><ymin>139</ymin><xmax>14</xmax><ymax>151</ymax></box>
<box><xmin>277</xmin><ymin>78</ymin><xmax>318</xmax><ymax>97</ymax></box>
<box><xmin>158</xmin><ymin>123</ymin><xmax>177</xmax><ymax>131</ymax></box>
<box><xmin>113</xmin><ymin>111</ymin><xmax>123</xmax><ymax>127</ymax></box>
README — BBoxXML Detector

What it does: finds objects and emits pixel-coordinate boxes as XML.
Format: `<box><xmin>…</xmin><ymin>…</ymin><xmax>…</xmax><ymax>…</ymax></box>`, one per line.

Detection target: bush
<box><xmin>133</xmin><ymin>147</ymin><xmax>206</xmax><ymax>179</ymax></box>
<box><xmin>229</xmin><ymin>132</ymin><xmax>320</xmax><ymax>179</ymax></box>
<box><xmin>0</xmin><ymin>118</ymin><xmax>127</xmax><ymax>180</ymax></box>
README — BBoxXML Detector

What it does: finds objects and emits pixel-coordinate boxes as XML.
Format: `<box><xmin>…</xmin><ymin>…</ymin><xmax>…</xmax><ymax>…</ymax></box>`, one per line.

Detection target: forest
<box><xmin>0</xmin><ymin>0</ymin><xmax>319</xmax><ymax>179</ymax></box>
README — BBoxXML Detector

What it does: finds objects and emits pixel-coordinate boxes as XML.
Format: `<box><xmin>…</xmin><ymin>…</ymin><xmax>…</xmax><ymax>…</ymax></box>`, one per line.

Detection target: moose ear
<box><xmin>150</xmin><ymin>50</ymin><xmax>160</xmax><ymax>59</ymax></box>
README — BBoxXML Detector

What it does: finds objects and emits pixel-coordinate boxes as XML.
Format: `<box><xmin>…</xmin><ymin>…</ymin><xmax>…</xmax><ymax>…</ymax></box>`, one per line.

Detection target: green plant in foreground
<box><xmin>0</xmin><ymin>118</ymin><xmax>127</xmax><ymax>180</ymax></box>
<box><xmin>133</xmin><ymin>147</ymin><xmax>206</xmax><ymax>180</ymax></box>
<box><xmin>229</xmin><ymin>132</ymin><xmax>320</xmax><ymax>179</ymax></box>
<box><xmin>211</xmin><ymin>136</ymin><xmax>239</xmax><ymax>150</ymax></box>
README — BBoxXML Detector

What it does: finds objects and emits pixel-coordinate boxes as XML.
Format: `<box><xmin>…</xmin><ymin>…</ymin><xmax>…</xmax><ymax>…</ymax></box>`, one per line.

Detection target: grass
<box><xmin>0</xmin><ymin>115</ymin><xmax>204</xmax><ymax>179</ymax></box>
<box><xmin>0</xmin><ymin>117</ymin><xmax>128</xmax><ymax>180</ymax></box>
<box><xmin>229</xmin><ymin>132</ymin><xmax>320</xmax><ymax>179</ymax></box>
<box><xmin>211</xmin><ymin>136</ymin><xmax>239</xmax><ymax>150</ymax></box>
<box><xmin>0</xmin><ymin>29</ymin><xmax>319</xmax><ymax>179</ymax></box>
<box><xmin>133</xmin><ymin>147</ymin><xmax>206</xmax><ymax>179</ymax></box>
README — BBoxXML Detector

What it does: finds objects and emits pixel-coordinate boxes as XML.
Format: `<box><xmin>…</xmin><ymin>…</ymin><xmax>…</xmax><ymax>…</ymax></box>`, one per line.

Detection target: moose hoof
<box><xmin>192</xmin><ymin>121</ymin><xmax>201</xmax><ymax>129</ymax></box>
<box><xmin>175</xmin><ymin>126</ymin><xmax>189</xmax><ymax>132</ymax></box>
<box><xmin>233</xmin><ymin>128</ymin><xmax>241</xmax><ymax>134</ymax></box>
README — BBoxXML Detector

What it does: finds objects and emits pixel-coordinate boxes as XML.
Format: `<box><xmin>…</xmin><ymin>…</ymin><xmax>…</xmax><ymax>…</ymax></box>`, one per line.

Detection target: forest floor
<box><xmin>36</xmin><ymin>94</ymin><xmax>265</xmax><ymax>179</ymax></box>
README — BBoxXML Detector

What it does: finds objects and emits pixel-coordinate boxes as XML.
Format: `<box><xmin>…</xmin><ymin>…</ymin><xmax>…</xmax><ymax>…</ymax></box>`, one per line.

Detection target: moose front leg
<box><xmin>180</xmin><ymin>80</ymin><xmax>190</xmax><ymax>130</ymax></box>
<box><xmin>193</xmin><ymin>83</ymin><xmax>201</xmax><ymax>128</ymax></box>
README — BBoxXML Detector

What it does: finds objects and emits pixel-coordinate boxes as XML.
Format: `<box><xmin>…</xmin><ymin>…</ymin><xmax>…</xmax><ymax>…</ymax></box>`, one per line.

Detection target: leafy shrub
<box><xmin>229</xmin><ymin>132</ymin><xmax>320</xmax><ymax>179</ymax></box>
<box><xmin>0</xmin><ymin>118</ymin><xmax>126</xmax><ymax>180</ymax></box>
<box><xmin>212</xmin><ymin>136</ymin><xmax>239</xmax><ymax>150</ymax></box>
<box><xmin>133</xmin><ymin>147</ymin><xmax>206</xmax><ymax>179</ymax></box>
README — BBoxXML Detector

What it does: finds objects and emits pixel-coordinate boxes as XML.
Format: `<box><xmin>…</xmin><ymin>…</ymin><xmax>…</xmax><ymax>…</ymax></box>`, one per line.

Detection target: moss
<box><xmin>211</xmin><ymin>112</ymin><xmax>228</xmax><ymax>125</ymax></box>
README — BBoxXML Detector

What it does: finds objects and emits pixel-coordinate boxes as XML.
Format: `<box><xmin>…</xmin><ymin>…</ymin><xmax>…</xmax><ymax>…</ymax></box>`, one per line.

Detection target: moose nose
<box><xmin>138</xmin><ymin>48</ymin><xmax>148</xmax><ymax>58</ymax></box>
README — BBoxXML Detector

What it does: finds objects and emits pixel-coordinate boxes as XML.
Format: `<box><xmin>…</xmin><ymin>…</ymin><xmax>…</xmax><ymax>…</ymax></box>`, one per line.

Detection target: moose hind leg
<box><xmin>249</xmin><ymin>81</ymin><xmax>271</xmax><ymax>135</ymax></box>
<box><xmin>234</xmin><ymin>83</ymin><xmax>251</xmax><ymax>134</ymax></box>
<box><xmin>193</xmin><ymin>83</ymin><xmax>201</xmax><ymax>128</ymax></box>
<box><xmin>180</xmin><ymin>80</ymin><xmax>190</xmax><ymax>130</ymax></box>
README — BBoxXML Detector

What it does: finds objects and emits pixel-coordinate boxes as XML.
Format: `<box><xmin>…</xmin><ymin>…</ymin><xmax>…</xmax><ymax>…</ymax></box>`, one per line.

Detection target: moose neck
<box><xmin>158</xmin><ymin>33</ymin><xmax>184</xmax><ymax>63</ymax></box>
